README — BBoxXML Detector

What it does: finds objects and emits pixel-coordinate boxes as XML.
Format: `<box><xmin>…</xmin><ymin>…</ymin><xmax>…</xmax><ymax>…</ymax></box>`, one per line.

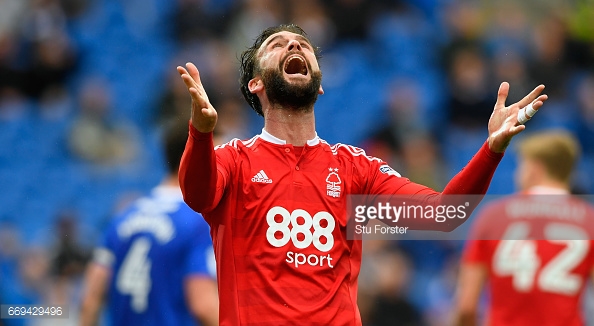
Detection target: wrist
<box><xmin>487</xmin><ymin>134</ymin><xmax>509</xmax><ymax>154</ymax></box>
<box><xmin>486</xmin><ymin>137</ymin><xmax>507</xmax><ymax>156</ymax></box>
<box><xmin>190</xmin><ymin>107</ymin><xmax>217</xmax><ymax>133</ymax></box>
<box><xmin>191</xmin><ymin>122</ymin><xmax>215</xmax><ymax>133</ymax></box>
<box><xmin>188</xmin><ymin>120</ymin><xmax>214</xmax><ymax>140</ymax></box>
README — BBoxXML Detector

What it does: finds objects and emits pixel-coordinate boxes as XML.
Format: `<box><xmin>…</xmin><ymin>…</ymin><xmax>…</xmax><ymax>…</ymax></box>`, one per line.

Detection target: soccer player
<box><xmin>79</xmin><ymin>122</ymin><xmax>219</xmax><ymax>326</ymax></box>
<box><xmin>176</xmin><ymin>24</ymin><xmax>548</xmax><ymax>325</ymax></box>
<box><xmin>454</xmin><ymin>130</ymin><xmax>594</xmax><ymax>326</ymax></box>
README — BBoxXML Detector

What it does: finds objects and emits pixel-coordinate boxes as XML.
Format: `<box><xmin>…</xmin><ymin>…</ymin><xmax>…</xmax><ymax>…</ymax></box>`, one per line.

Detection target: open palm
<box><xmin>487</xmin><ymin>82</ymin><xmax>548</xmax><ymax>153</ymax></box>
<box><xmin>177</xmin><ymin>62</ymin><xmax>218</xmax><ymax>133</ymax></box>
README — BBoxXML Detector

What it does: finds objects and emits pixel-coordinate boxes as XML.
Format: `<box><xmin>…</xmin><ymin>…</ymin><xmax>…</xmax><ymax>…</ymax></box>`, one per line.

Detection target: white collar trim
<box><xmin>260</xmin><ymin>129</ymin><xmax>320</xmax><ymax>146</ymax></box>
<box><xmin>153</xmin><ymin>185</ymin><xmax>183</xmax><ymax>198</ymax></box>
<box><xmin>526</xmin><ymin>186</ymin><xmax>569</xmax><ymax>195</ymax></box>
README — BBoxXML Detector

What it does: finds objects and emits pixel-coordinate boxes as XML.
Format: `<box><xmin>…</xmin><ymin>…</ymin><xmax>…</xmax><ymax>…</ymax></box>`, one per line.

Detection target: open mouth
<box><xmin>283</xmin><ymin>55</ymin><xmax>308</xmax><ymax>75</ymax></box>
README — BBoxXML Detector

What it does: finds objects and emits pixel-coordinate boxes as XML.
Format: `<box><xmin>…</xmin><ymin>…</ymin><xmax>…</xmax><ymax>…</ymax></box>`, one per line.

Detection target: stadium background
<box><xmin>0</xmin><ymin>0</ymin><xmax>593</xmax><ymax>324</ymax></box>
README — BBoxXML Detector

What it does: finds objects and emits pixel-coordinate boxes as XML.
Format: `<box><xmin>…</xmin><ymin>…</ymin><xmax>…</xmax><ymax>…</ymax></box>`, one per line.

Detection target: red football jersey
<box><xmin>464</xmin><ymin>189</ymin><xmax>594</xmax><ymax>326</ymax></box>
<box><xmin>181</xmin><ymin>125</ymin><xmax>503</xmax><ymax>325</ymax></box>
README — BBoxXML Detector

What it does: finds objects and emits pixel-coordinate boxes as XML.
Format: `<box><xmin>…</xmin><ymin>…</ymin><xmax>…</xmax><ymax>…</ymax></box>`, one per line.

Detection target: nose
<box><xmin>287</xmin><ymin>39</ymin><xmax>302</xmax><ymax>52</ymax></box>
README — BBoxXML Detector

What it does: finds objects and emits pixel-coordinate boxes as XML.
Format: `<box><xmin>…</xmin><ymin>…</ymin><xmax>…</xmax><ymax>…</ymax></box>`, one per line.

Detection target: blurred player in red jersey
<box><xmin>454</xmin><ymin>130</ymin><xmax>594</xmax><ymax>326</ymax></box>
<box><xmin>176</xmin><ymin>24</ymin><xmax>549</xmax><ymax>325</ymax></box>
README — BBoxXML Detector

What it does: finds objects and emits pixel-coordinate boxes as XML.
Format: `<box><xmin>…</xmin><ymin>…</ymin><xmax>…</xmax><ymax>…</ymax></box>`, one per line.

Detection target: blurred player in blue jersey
<box><xmin>79</xmin><ymin>121</ymin><xmax>219</xmax><ymax>326</ymax></box>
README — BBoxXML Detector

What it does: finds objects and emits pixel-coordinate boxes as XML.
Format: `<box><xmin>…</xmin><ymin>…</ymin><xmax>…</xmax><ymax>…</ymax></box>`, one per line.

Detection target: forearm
<box><xmin>453</xmin><ymin>311</ymin><xmax>478</xmax><ymax>326</ymax></box>
<box><xmin>179</xmin><ymin>122</ymin><xmax>219</xmax><ymax>213</ymax></box>
<box><xmin>379</xmin><ymin>141</ymin><xmax>502</xmax><ymax>197</ymax></box>
<box><xmin>436</xmin><ymin>141</ymin><xmax>503</xmax><ymax>230</ymax></box>
<box><xmin>79</xmin><ymin>264</ymin><xmax>109</xmax><ymax>326</ymax></box>
<box><xmin>79</xmin><ymin>298</ymin><xmax>101</xmax><ymax>326</ymax></box>
<box><xmin>381</xmin><ymin>141</ymin><xmax>503</xmax><ymax>231</ymax></box>
<box><xmin>186</xmin><ymin>277</ymin><xmax>219</xmax><ymax>326</ymax></box>
<box><xmin>453</xmin><ymin>264</ymin><xmax>487</xmax><ymax>326</ymax></box>
<box><xmin>443</xmin><ymin>141</ymin><xmax>504</xmax><ymax>195</ymax></box>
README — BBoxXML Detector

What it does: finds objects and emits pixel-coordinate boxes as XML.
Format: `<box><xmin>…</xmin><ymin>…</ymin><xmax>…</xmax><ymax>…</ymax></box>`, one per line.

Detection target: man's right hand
<box><xmin>177</xmin><ymin>62</ymin><xmax>218</xmax><ymax>133</ymax></box>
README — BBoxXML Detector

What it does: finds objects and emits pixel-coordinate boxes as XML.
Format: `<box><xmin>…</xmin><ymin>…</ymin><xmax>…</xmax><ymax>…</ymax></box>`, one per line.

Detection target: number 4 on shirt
<box><xmin>116</xmin><ymin>237</ymin><xmax>153</xmax><ymax>312</ymax></box>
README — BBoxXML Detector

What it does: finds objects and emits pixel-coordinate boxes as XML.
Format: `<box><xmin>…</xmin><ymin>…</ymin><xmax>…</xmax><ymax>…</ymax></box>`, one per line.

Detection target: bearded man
<box><xmin>176</xmin><ymin>24</ymin><xmax>548</xmax><ymax>325</ymax></box>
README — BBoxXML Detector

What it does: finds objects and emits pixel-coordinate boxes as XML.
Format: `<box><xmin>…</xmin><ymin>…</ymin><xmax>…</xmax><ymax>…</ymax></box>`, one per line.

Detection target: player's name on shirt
<box><xmin>116</xmin><ymin>196</ymin><xmax>181</xmax><ymax>242</ymax></box>
<box><xmin>504</xmin><ymin>196</ymin><xmax>588</xmax><ymax>222</ymax></box>
<box><xmin>117</xmin><ymin>212</ymin><xmax>176</xmax><ymax>242</ymax></box>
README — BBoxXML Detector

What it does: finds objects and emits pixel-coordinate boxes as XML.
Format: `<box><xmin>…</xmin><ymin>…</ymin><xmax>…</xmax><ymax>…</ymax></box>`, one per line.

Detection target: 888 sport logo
<box><xmin>265</xmin><ymin>206</ymin><xmax>336</xmax><ymax>269</ymax></box>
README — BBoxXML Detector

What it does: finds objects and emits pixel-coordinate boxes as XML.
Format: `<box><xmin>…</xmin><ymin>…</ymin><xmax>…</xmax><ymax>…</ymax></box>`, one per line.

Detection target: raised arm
<box><xmin>365</xmin><ymin>83</ymin><xmax>548</xmax><ymax>231</ymax></box>
<box><xmin>402</xmin><ymin>82</ymin><xmax>547</xmax><ymax>193</ymax></box>
<box><xmin>177</xmin><ymin>63</ymin><xmax>224</xmax><ymax>213</ymax></box>
<box><xmin>410</xmin><ymin>82</ymin><xmax>546</xmax><ymax>195</ymax></box>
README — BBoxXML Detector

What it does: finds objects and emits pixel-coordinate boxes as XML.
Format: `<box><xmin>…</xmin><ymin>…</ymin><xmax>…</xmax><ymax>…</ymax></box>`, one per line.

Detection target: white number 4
<box><xmin>116</xmin><ymin>237</ymin><xmax>152</xmax><ymax>312</ymax></box>
<box><xmin>494</xmin><ymin>222</ymin><xmax>589</xmax><ymax>295</ymax></box>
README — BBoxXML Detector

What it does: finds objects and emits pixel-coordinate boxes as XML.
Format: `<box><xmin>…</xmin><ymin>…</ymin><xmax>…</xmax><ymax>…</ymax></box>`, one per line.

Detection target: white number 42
<box><xmin>494</xmin><ymin>222</ymin><xmax>589</xmax><ymax>295</ymax></box>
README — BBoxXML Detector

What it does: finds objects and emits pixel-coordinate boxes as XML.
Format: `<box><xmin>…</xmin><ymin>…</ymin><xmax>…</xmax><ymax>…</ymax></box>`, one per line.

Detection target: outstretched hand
<box><xmin>177</xmin><ymin>62</ymin><xmax>217</xmax><ymax>133</ymax></box>
<box><xmin>487</xmin><ymin>82</ymin><xmax>548</xmax><ymax>153</ymax></box>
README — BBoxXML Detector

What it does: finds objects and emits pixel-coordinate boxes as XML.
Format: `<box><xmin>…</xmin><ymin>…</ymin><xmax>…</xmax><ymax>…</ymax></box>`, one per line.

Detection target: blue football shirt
<box><xmin>94</xmin><ymin>185</ymin><xmax>215</xmax><ymax>326</ymax></box>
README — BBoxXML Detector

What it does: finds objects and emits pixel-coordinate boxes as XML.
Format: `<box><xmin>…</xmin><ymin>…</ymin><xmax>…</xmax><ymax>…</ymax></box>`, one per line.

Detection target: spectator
<box><xmin>68</xmin><ymin>77</ymin><xmax>140</xmax><ymax>166</ymax></box>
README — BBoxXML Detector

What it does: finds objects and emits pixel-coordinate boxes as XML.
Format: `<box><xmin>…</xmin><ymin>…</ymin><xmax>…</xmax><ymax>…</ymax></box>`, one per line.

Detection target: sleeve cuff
<box><xmin>92</xmin><ymin>247</ymin><xmax>115</xmax><ymax>268</ymax></box>
<box><xmin>481</xmin><ymin>140</ymin><xmax>504</xmax><ymax>161</ymax></box>
<box><xmin>188</xmin><ymin>120</ymin><xmax>213</xmax><ymax>141</ymax></box>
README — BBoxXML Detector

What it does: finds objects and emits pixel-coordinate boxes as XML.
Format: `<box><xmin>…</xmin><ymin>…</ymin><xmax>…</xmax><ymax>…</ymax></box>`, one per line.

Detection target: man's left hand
<box><xmin>487</xmin><ymin>82</ymin><xmax>548</xmax><ymax>153</ymax></box>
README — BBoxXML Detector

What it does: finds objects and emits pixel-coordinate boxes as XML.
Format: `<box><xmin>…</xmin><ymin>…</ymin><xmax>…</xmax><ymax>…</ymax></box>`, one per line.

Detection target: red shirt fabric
<box><xmin>463</xmin><ymin>191</ymin><xmax>594</xmax><ymax>326</ymax></box>
<box><xmin>180</xmin><ymin>123</ymin><xmax>503</xmax><ymax>325</ymax></box>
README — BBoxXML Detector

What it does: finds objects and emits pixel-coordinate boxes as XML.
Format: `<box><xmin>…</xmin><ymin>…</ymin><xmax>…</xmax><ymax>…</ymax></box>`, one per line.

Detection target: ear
<box><xmin>318</xmin><ymin>84</ymin><xmax>324</xmax><ymax>95</ymax></box>
<box><xmin>248</xmin><ymin>78</ymin><xmax>263</xmax><ymax>94</ymax></box>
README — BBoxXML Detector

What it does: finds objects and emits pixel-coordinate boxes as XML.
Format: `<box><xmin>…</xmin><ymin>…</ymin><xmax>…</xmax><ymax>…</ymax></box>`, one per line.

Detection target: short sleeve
<box><xmin>92</xmin><ymin>221</ymin><xmax>118</xmax><ymax>268</ymax></box>
<box><xmin>462</xmin><ymin>203</ymin><xmax>499</xmax><ymax>265</ymax></box>
<box><xmin>462</xmin><ymin>240</ymin><xmax>494</xmax><ymax>265</ymax></box>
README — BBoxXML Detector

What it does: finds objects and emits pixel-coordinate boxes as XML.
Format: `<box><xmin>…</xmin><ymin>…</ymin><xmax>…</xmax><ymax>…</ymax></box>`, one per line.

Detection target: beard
<box><xmin>261</xmin><ymin>67</ymin><xmax>322</xmax><ymax>112</ymax></box>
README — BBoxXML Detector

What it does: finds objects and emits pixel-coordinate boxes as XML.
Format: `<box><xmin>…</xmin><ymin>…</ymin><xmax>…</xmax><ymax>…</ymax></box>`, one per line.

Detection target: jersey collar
<box><xmin>260</xmin><ymin>128</ymin><xmax>320</xmax><ymax>146</ymax></box>
<box><xmin>525</xmin><ymin>186</ymin><xmax>569</xmax><ymax>195</ymax></box>
<box><xmin>153</xmin><ymin>185</ymin><xmax>183</xmax><ymax>198</ymax></box>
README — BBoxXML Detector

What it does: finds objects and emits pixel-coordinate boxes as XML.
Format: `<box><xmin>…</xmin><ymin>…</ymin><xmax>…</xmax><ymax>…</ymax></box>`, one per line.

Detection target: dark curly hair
<box><xmin>239</xmin><ymin>24</ymin><xmax>322</xmax><ymax>117</ymax></box>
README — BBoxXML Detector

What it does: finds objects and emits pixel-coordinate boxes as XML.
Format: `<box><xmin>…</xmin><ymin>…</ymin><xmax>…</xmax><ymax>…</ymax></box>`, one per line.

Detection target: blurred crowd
<box><xmin>1</xmin><ymin>0</ymin><xmax>593</xmax><ymax>325</ymax></box>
